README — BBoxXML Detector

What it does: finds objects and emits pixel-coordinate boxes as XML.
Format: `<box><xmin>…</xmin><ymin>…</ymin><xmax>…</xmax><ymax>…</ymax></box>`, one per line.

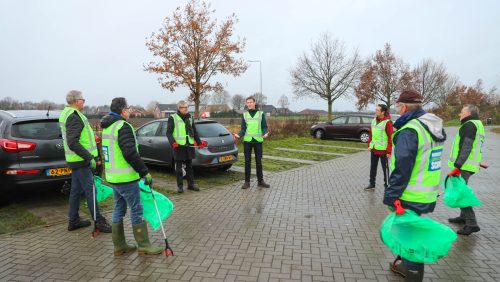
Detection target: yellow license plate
<box><xmin>219</xmin><ymin>155</ymin><xmax>234</xmax><ymax>162</ymax></box>
<box><xmin>48</xmin><ymin>167</ymin><xmax>72</xmax><ymax>176</ymax></box>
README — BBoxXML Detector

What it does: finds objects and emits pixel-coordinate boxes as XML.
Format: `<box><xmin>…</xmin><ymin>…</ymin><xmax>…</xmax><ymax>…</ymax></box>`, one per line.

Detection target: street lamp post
<box><xmin>248</xmin><ymin>60</ymin><xmax>262</xmax><ymax>96</ymax></box>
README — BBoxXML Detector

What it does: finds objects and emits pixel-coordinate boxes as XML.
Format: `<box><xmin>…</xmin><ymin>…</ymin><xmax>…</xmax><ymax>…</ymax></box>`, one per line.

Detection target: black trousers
<box><xmin>369</xmin><ymin>152</ymin><xmax>388</xmax><ymax>187</ymax></box>
<box><xmin>244</xmin><ymin>142</ymin><xmax>263</xmax><ymax>183</ymax></box>
<box><xmin>175</xmin><ymin>159</ymin><xmax>194</xmax><ymax>188</ymax></box>
<box><xmin>458</xmin><ymin>170</ymin><xmax>478</xmax><ymax>227</ymax></box>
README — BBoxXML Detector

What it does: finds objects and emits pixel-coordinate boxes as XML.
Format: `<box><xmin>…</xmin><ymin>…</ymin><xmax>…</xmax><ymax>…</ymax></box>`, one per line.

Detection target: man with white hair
<box><xmin>166</xmin><ymin>100</ymin><xmax>205</xmax><ymax>193</ymax></box>
<box><xmin>447</xmin><ymin>104</ymin><xmax>485</xmax><ymax>235</ymax></box>
<box><xmin>59</xmin><ymin>90</ymin><xmax>111</xmax><ymax>232</ymax></box>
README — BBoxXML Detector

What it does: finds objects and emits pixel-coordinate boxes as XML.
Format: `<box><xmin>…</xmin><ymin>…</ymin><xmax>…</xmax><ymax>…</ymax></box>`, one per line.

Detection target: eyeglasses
<box><xmin>77</xmin><ymin>98</ymin><xmax>86</xmax><ymax>103</ymax></box>
<box><xmin>179</xmin><ymin>106</ymin><xmax>188</xmax><ymax>109</ymax></box>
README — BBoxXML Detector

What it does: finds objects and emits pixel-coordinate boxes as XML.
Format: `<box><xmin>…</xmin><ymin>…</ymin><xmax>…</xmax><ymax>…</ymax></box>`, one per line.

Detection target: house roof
<box><xmin>260</xmin><ymin>105</ymin><xmax>276</xmax><ymax>113</ymax></box>
<box><xmin>96</xmin><ymin>106</ymin><xmax>110</xmax><ymax>113</ymax></box>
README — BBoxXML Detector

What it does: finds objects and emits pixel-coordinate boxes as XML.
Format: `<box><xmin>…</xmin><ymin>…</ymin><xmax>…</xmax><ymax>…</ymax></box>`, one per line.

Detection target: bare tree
<box><xmin>253</xmin><ymin>92</ymin><xmax>267</xmax><ymax>109</ymax></box>
<box><xmin>277</xmin><ymin>94</ymin><xmax>289</xmax><ymax>108</ymax></box>
<box><xmin>231</xmin><ymin>94</ymin><xmax>245</xmax><ymax>110</ymax></box>
<box><xmin>146</xmin><ymin>101</ymin><xmax>160</xmax><ymax>115</ymax></box>
<box><xmin>0</xmin><ymin>97</ymin><xmax>21</xmax><ymax>110</ymax></box>
<box><xmin>435</xmin><ymin>75</ymin><xmax>460</xmax><ymax>108</ymax></box>
<box><xmin>290</xmin><ymin>33</ymin><xmax>362</xmax><ymax>120</ymax></box>
<box><xmin>211</xmin><ymin>90</ymin><xmax>230</xmax><ymax>105</ymax></box>
<box><xmin>355</xmin><ymin>43</ymin><xmax>410</xmax><ymax>110</ymax></box>
<box><xmin>199</xmin><ymin>93</ymin><xmax>211</xmax><ymax>105</ymax></box>
<box><xmin>409</xmin><ymin>59</ymin><xmax>449</xmax><ymax>106</ymax></box>
<box><xmin>144</xmin><ymin>0</ymin><xmax>248</xmax><ymax>117</ymax></box>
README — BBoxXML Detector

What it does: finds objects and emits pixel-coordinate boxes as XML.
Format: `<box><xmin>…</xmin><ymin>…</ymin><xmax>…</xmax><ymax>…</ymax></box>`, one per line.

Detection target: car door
<box><xmin>153</xmin><ymin>121</ymin><xmax>173</xmax><ymax>165</ymax></box>
<box><xmin>327</xmin><ymin>116</ymin><xmax>348</xmax><ymax>137</ymax></box>
<box><xmin>346</xmin><ymin>116</ymin><xmax>362</xmax><ymax>138</ymax></box>
<box><xmin>136</xmin><ymin>121</ymin><xmax>161</xmax><ymax>162</ymax></box>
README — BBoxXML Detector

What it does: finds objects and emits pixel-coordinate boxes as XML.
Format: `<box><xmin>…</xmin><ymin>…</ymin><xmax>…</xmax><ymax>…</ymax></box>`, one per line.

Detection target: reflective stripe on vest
<box><xmin>172</xmin><ymin>114</ymin><xmax>194</xmax><ymax>145</ymax></box>
<box><xmin>448</xmin><ymin>120</ymin><xmax>485</xmax><ymax>173</ymax></box>
<box><xmin>243</xmin><ymin>111</ymin><xmax>263</xmax><ymax>142</ymax></box>
<box><xmin>58</xmin><ymin>107</ymin><xmax>98</xmax><ymax>162</ymax></box>
<box><xmin>369</xmin><ymin>118</ymin><xmax>389</xmax><ymax>150</ymax></box>
<box><xmin>101</xmin><ymin>120</ymin><xmax>140</xmax><ymax>183</ymax></box>
<box><xmin>390</xmin><ymin>119</ymin><xmax>443</xmax><ymax>204</ymax></box>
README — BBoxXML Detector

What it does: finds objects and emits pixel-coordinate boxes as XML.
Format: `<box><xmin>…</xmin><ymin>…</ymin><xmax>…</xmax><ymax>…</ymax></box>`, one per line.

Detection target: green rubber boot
<box><xmin>112</xmin><ymin>222</ymin><xmax>137</xmax><ymax>256</ymax></box>
<box><xmin>132</xmin><ymin>222</ymin><xmax>163</xmax><ymax>255</ymax></box>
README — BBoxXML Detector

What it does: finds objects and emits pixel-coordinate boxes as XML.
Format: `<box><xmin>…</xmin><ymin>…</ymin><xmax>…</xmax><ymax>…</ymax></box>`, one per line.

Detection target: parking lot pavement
<box><xmin>0</xmin><ymin>127</ymin><xmax>499</xmax><ymax>281</ymax></box>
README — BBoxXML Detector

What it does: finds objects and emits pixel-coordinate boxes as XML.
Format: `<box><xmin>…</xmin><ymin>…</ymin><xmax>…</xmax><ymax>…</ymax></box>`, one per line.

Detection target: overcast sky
<box><xmin>1</xmin><ymin>0</ymin><xmax>499</xmax><ymax>111</ymax></box>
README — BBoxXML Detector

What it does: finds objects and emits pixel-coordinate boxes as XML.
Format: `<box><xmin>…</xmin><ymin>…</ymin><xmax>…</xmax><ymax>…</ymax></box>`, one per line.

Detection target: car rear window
<box><xmin>11</xmin><ymin>120</ymin><xmax>61</xmax><ymax>140</ymax></box>
<box><xmin>196</xmin><ymin>122</ymin><xmax>230</xmax><ymax>137</ymax></box>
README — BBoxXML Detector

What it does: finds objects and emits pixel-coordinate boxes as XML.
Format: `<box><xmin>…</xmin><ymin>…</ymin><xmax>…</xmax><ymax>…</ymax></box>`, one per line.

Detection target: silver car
<box><xmin>136</xmin><ymin>118</ymin><xmax>238</xmax><ymax>171</ymax></box>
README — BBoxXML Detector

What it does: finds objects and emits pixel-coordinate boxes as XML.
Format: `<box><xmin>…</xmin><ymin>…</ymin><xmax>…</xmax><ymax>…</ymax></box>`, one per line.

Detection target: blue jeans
<box><xmin>68</xmin><ymin>166</ymin><xmax>103</xmax><ymax>222</ymax></box>
<box><xmin>111</xmin><ymin>181</ymin><xmax>143</xmax><ymax>225</ymax></box>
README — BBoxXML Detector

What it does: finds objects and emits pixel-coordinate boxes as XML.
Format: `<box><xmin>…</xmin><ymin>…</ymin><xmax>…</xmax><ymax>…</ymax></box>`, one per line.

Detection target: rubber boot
<box><xmin>389</xmin><ymin>256</ymin><xmax>406</xmax><ymax>278</ymax></box>
<box><xmin>132</xmin><ymin>222</ymin><xmax>163</xmax><ymax>255</ymax></box>
<box><xmin>112</xmin><ymin>222</ymin><xmax>136</xmax><ymax>256</ymax></box>
<box><xmin>405</xmin><ymin>265</ymin><xmax>424</xmax><ymax>282</ymax></box>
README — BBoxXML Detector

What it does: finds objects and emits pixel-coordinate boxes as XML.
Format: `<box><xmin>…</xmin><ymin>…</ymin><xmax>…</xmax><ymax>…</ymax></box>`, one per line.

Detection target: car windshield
<box><xmin>11</xmin><ymin>120</ymin><xmax>61</xmax><ymax>140</ymax></box>
<box><xmin>196</xmin><ymin>122</ymin><xmax>230</xmax><ymax>137</ymax></box>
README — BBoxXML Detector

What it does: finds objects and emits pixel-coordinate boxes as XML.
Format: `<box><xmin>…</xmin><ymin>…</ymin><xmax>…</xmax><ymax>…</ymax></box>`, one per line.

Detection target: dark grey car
<box><xmin>136</xmin><ymin>118</ymin><xmax>238</xmax><ymax>170</ymax></box>
<box><xmin>0</xmin><ymin>110</ymin><xmax>71</xmax><ymax>189</ymax></box>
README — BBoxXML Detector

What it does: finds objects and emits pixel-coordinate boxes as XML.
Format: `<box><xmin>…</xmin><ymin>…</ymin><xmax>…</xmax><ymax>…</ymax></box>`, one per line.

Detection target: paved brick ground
<box><xmin>1</xmin><ymin>127</ymin><xmax>499</xmax><ymax>282</ymax></box>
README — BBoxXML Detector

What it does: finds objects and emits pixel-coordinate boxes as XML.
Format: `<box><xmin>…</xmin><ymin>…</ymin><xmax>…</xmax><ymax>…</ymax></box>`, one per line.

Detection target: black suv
<box><xmin>0</xmin><ymin>110</ymin><xmax>71</xmax><ymax>189</ymax></box>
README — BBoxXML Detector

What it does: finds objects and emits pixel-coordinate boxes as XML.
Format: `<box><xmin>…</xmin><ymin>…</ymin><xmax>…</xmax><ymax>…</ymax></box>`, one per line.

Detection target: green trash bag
<box><xmin>442</xmin><ymin>175</ymin><xmax>481</xmax><ymax>208</ymax></box>
<box><xmin>93</xmin><ymin>176</ymin><xmax>113</xmax><ymax>202</ymax></box>
<box><xmin>380</xmin><ymin>210</ymin><xmax>457</xmax><ymax>263</ymax></box>
<box><xmin>139</xmin><ymin>181</ymin><xmax>174</xmax><ymax>230</ymax></box>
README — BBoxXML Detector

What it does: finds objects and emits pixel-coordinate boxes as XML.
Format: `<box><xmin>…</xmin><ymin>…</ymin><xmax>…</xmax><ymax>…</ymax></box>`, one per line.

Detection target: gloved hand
<box><xmin>448</xmin><ymin>168</ymin><xmax>460</xmax><ymax>177</ymax></box>
<box><xmin>144</xmin><ymin>173</ymin><xmax>153</xmax><ymax>186</ymax></box>
<box><xmin>199</xmin><ymin>140</ymin><xmax>208</xmax><ymax>149</ymax></box>
<box><xmin>394</xmin><ymin>199</ymin><xmax>405</xmax><ymax>215</ymax></box>
<box><xmin>172</xmin><ymin>142</ymin><xmax>179</xmax><ymax>149</ymax></box>
<box><xmin>91</xmin><ymin>159</ymin><xmax>97</xmax><ymax>170</ymax></box>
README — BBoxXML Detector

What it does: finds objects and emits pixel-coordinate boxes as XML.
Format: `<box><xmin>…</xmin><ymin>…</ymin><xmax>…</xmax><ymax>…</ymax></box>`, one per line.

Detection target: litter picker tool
<box><xmin>146</xmin><ymin>179</ymin><xmax>174</xmax><ymax>256</ymax></box>
<box><xmin>91</xmin><ymin>182</ymin><xmax>100</xmax><ymax>238</ymax></box>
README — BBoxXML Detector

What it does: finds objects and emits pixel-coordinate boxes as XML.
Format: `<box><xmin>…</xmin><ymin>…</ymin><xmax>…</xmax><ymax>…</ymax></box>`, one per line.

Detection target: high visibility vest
<box><xmin>101</xmin><ymin>120</ymin><xmax>140</xmax><ymax>184</ymax></box>
<box><xmin>369</xmin><ymin>118</ymin><xmax>389</xmax><ymax>150</ymax></box>
<box><xmin>243</xmin><ymin>111</ymin><xmax>263</xmax><ymax>142</ymax></box>
<box><xmin>58</xmin><ymin>107</ymin><xmax>98</xmax><ymax>163</ymax></box>
<box><xmin>390</xmin><ymin>119</ymin><xmax>443</xmax><ymax>204</ymax></box>
<box><xmin>448</xmin><ymin>120</ymin><xmax>485</xmax><ymax>173</ymax></box>
<box><xmin>172</xmin><ymin>114</ymin><xmax>194</xmax><ymax>146</ymax></box>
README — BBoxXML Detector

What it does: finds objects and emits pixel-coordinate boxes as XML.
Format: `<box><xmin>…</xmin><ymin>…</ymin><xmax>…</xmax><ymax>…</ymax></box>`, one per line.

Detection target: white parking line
<box><xmin>275</xmin><ymin>147</ymin><xmax>347</xmax><ymax>156</ymax></box>
<box><xmin>302</xmin><ymin>144</ymin><xmax>366</xmax><ymax>151</ymax></box>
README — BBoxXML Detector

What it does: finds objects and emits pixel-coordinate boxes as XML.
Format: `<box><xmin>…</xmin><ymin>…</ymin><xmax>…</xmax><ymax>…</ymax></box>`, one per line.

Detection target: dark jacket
<box><xmin>454</xmin><ymin>114</ymin><xmax>480</xmax><ymax>169</ymax></box>
<box><xmin>65</xmin><ymin>112</ymin><xmax>95</xmax><ymax>169</ymax></box>
<box><xmin>100</xmin><ymin>113</ymin><xmax>149</xmax><ymax>178</ymax></box>
<box><xmin>238</xmin><ymin>109</ymin><xmax>269</xmax><ymax>143</ymax></box>
<box><xmin>166</xmin><ymin>112</ymin><xmax>202</xmax><ymax>161</ymax></box>
<box><xmin>383</xmin><ymin>109</ymin><xmax>447</xmax><ymax>214</ymax></box>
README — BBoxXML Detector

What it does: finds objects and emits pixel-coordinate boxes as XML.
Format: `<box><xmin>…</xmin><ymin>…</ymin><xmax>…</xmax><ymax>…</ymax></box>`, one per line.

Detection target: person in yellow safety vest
<box><xmin>233</xmin><ymin>96</ymin><xmax>270</xmax><ymax>189</ymax></box>
<box><xmin>365</xmin><ymin>104</ymin><xmax>393</xmax><ymax>191</ymax></box>
<box><xmin>166</xmin><ymin>100</ymin><xmax>204</xmax><ymax>193</ymax></box>
<box><xmin>100</xmin><ymin>97</ymin><xmax>163</xmax><ymax>256</ymax></box>
<box><xmin>59</xmin><ymin>90</ymin><xmax>111</xmax><ymax>233</ymax></box>
<box><xmin>447</xmin><ymin>104</ymin><xmax>485</xmax><ymax>235</ymax></box>
<box><xmin>384</xmin><ymin>90</ymin><xmax>446</xmax><ymax>282</ymax></box>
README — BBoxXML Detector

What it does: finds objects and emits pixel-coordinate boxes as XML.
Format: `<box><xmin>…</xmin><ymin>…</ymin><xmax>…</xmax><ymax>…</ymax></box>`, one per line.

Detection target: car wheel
<box><xmin>359</xmin><ymin>131</ymin><xmax>370</xmax><ymax>143</ymax></box>
<box><xmin>314</xmin><ymin>129</ymin><xmax>325</xmax><ymax>139</ymax></box>
<box><xmin>217</xmin><ymin>164</ymin><xmax>233</xmax><ymax>171</ymax></box>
